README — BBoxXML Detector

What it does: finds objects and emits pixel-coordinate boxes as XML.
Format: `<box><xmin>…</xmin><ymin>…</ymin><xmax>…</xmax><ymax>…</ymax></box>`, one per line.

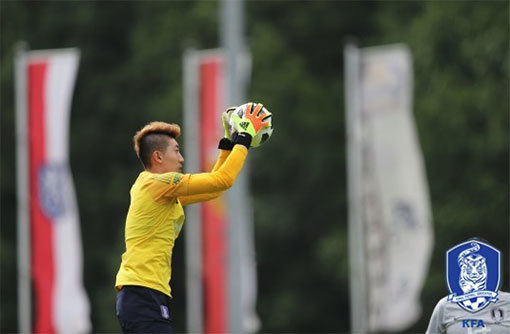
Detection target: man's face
<box><xmin>154</xmin><ymin>137</ymin><xmax>184</xmax><ymax>173</ymax></box>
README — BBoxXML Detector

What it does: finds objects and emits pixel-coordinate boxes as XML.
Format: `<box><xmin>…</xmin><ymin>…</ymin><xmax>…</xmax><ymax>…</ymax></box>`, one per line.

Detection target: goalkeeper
<box><xmin>115</xmin><ymin>103</ymin><xmax>270</xmax><ymax>333</ymax></box>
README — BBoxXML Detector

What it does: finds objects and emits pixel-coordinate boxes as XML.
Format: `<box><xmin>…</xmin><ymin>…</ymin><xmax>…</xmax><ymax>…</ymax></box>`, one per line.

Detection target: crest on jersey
<box><xmin>446</xmin><ymin>239</ymin><xmax>500</xmax><ymax>312</ymax></box>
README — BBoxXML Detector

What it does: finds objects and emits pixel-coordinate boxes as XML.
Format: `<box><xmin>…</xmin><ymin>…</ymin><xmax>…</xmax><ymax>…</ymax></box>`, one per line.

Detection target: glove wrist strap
<box><xmin>218</xmin><ymin>138</ymin><xmax>235</xmax><ymax>150</ymax></box>
<box><xmin>232</xmin><ymin>132</ymin><xmax>252</xmax><ymax>149</ymax></box>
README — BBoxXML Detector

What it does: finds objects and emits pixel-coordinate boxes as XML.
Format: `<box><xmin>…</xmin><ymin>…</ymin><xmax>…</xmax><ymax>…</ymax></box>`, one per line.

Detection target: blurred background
<box><xmin>1</xmin><ymin>1</ymin><xmax>508</xmax><ymax>333</ymax></box>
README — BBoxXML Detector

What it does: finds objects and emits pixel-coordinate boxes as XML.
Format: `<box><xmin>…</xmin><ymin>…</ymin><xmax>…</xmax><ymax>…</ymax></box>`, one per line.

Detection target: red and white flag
<box><xmin>198</xmin><ymin>54</ymin><xmax>229</xmax><ymax>334</ymax></box>
<box><xmin>183</xmin><ymin>48</ymin><xmax>259</xmax><ymax>334</ymax></box>
<box><xmin>18</xmin><ymin>48</ymin><xmax>91</xmax><ymax>333</ymax></box>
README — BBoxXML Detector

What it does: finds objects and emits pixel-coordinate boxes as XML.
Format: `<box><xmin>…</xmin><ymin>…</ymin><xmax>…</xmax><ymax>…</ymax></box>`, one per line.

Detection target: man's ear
<box><xmin>152</xmin><ymin>150</ymin><xmax>162</xmax><ymax>164</ymax></box>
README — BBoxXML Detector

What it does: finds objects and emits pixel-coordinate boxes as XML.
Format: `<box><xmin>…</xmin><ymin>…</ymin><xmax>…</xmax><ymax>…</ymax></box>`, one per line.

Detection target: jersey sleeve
<box><xmin>179</xmin><ymin>149</ymin><xmax>231</xmax><ymax>206</ymax></box>
<box><xmin>147</xmin><ymin>145</ymin><xmax>247</xmax><ymax>202</ymax></box>
<box><xmin>426</xmin><ymin>298</ymin><xmax>447</xmax><ymax>334</ymax></box>
<box><xmin>211</xmin><ymin>149</ymin><xmax>231</xmax><ymax>172</ymax></box>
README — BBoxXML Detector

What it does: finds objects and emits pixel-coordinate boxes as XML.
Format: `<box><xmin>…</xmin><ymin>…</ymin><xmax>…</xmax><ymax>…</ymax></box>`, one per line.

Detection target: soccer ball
<box><xmin>230</xmin><ymin>103</ymin><xmax>273</xmax><ymax>148</ymax></box>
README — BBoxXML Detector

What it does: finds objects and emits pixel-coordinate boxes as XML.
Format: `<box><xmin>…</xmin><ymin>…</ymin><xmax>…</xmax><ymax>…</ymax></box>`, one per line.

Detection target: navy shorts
<box><xmin>116</xmin><ymin>285</ymin><xmax>173</xmax><ymax>334</ymax></box>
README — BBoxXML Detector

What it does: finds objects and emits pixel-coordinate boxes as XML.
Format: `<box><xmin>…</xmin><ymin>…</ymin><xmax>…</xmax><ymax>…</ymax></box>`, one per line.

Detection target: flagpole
<box><xmin>14</xmin><ymin>40</ymin><xmax>31</xmax><ymax>334</ymax></box>
<box><xmin>220</xmin><ymin>1</ymin><xmax>252</xmax><ymax>332</ymax></box>
<box><xmin>183</xmin><ymin>48</ymin><xmax>204</xmax><ymax>334</ymax></box>
<box><xmin>220</xmin><ymin>0</ymin><xmax>243</xmax><ymax>332</ymax></box>
<box><xmin>344</xmin><ymin>42</ymin><xmax>368</xmax><ymax>334</ymax></box>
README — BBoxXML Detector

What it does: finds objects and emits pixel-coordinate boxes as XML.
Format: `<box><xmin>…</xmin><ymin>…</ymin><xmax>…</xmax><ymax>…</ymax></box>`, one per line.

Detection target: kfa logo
<box><xmin>462</xmin><ymin>319</ymin><xmax>490</xmax><ymax>334</ymax></box>
<box><xmin>446</xmin><ymin>239</ymin><xmax>500</xmax><ymax>312</ymax></box>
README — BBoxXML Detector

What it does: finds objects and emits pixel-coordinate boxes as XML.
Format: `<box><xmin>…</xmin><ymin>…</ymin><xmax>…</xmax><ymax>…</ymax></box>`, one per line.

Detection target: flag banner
<box><xmin>24</xmin><ymin>48</ymin><xmax>91</xmax><ymax>333</ymax></box>
<box><xmin>199</xmin><ymin>54</ymin><xmax>229</xmax><ymax>334</ymax></box>
<box><xmin>358</xmin><ymin>45</ymin><xmax>433</xmax><ymax>331</ymax></box>
<box><xmin>183</xmin><ymin>48</ymin><xmax>259</xmax><ymax>334</ymax></box>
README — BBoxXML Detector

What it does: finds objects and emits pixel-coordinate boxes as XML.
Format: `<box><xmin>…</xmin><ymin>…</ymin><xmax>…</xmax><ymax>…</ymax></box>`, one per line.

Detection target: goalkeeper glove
<box><xmin>231</xmin><ymin>102</ymin><xmax>271</xmax><ymax>138</ymax></box>
<box><xmin>222</xmin><ymin>106</ymin><xmax>237</xmax><ymax>140</ymax></box>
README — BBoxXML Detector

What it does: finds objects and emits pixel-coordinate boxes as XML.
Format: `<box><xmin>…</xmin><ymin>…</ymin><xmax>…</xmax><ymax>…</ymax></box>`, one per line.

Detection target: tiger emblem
<box><xmin>447</xmin><ymin>240</ymin><xmax>501</xmax><ymax>313</ymax></box>
<box><xmin>457</xmin><ymin>243</ymin><xmax>487</xmax><ymax>294</ymax></box>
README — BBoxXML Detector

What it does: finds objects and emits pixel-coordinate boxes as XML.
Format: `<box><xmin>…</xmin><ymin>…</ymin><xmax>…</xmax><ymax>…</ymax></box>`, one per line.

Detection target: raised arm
<box><xmin>178</xmin><ymin>139</ymin><xmax>233</xmax><ymax>206</ymax></box>
<box><xmin>147</xmin><ymin>103</ymin><xmax>270</xmax><ymax>204</ymax></box>
<box><xmin>147</xmin><ymin>141</ymin><xmax>248</xmax><ymax>202</ymax></box>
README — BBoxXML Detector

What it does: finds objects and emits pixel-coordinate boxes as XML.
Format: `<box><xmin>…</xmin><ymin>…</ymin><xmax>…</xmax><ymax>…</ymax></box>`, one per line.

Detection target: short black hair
<box><xmin>133</xmin><ymin>121</ymin><xmax>181</xmax><ymax>168</ymax></box>
<box><xmin>138</xmin><ymin>132</ymin><xmax>173</xmax><ymax>168</ymax></box>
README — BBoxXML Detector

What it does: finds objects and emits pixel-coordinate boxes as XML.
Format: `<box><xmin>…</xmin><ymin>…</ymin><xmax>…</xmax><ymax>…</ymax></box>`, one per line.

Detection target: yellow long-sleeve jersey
<box><xmin>115</xmin><ymin>144</ymin><xmax>247</xmax><ymax>297</ymax></box>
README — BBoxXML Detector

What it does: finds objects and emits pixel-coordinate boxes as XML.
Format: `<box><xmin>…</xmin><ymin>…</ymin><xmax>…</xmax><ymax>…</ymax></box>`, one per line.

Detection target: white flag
<box><xmin>360</xmin><ymin>44</ymin><xmax>433</xmax><ymax>331</ymax></box>
<box><xmin>346</xmin><ymin>44</ymin><xmax>433</xmax><ymax>332</ymax></box>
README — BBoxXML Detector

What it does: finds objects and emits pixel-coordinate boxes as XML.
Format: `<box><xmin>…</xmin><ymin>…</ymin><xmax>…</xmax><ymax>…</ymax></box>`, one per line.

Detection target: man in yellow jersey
<box><xmin>115</xmin><ymin>103</ymin><xmax>271</xmax><ymax>333</ymax></box>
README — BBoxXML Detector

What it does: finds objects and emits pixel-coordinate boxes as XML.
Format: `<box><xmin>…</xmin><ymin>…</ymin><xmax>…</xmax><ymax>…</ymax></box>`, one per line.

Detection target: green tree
<box><xmin>373</xmin><ymin>2</ymin><xmax>509</xmax><ymax>330</ymax></box>
<box><xmin>1</xmin><ymin>1</ymin><xmax>507</xmax><ymax>333</ymax></box>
